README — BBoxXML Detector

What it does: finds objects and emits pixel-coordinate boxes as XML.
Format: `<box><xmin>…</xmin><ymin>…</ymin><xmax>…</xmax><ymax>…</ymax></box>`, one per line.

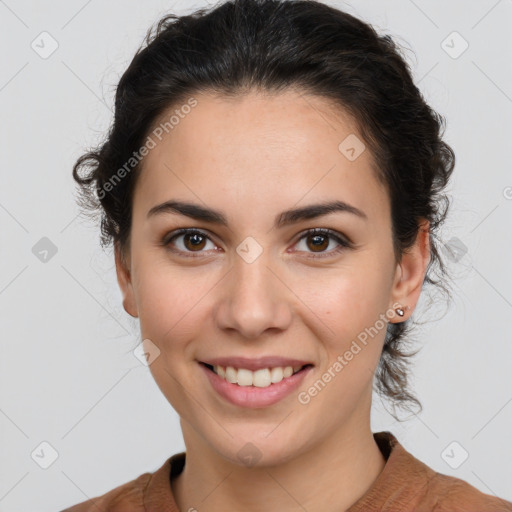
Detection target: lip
<box><xmin>199</xmin><ymin>362</ymin><xmax>314</xmax><ymax>408</ymax></box>
<box><xmin>200</xmin><ymin>356</ymin><xmax>313</xmax><ymax>372</ymax></box>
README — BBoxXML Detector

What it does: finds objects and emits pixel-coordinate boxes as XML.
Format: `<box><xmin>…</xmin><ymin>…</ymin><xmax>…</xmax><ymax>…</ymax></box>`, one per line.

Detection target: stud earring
<box><xmin>395</xmin><ymin>305</ymin><xmax>411</xmax><ymax>318</ymax></box>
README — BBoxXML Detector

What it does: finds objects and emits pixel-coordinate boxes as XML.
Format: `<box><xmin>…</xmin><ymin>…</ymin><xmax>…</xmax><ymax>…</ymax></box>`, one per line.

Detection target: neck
<box><xmin>172</xmin><ymin>407</ymin><xmax>386</xmax><ymax>511</ymax></box>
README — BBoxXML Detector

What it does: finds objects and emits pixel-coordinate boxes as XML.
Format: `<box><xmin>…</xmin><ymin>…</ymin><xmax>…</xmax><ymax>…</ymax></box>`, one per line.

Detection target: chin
<box><xmin>207</xmin><ymin>428</ymin><xmax>309</xmax><ymax>469</ymax></box>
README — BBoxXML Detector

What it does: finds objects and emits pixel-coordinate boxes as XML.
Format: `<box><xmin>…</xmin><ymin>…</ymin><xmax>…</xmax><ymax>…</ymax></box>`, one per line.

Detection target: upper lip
<box><xmin>200</xmin><ymin>356</ymin><xmax>313</xmax><ymax>372</ymax></box>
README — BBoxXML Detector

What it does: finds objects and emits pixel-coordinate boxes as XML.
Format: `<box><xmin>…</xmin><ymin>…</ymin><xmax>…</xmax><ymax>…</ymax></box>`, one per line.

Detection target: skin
<box><xmin>115</xmin><ymin>89</ymin><xmax>430</xmax><ymax>511</ymax></box>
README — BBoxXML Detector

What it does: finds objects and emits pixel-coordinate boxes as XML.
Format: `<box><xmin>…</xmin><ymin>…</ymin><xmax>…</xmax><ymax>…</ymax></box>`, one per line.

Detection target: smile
<box><xmin>206</xmin><ymin>363</ymin><xmax>308</xmax><ymax>387</ymax></box>
<box><xmin>199</xmin><ymin>361</ymin><xmax>314</xmax><ymax>408</ymax></box>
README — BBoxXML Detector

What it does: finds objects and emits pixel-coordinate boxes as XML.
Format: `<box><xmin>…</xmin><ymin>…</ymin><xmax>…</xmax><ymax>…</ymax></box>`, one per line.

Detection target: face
<box><xmin>116</xmin><ymin>90</ymin><xmax>429</xmax><ymax>467</ymax></box>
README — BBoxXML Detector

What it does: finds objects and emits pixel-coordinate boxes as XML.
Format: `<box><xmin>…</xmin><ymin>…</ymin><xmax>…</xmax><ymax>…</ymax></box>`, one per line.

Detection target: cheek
<box><xmin>308</xmin><ymin>264</ymin><xmax>391</xmax><ymax>339</ymax></box>
<box><xmin>133</xmin><ymin>259</ymin><xmax>220</xmax><ymax>354</ymax></box>
<box><xmin>302</xmin><ymin>274</ymin><xmax>390</xmax><ymax>410</ymax></box>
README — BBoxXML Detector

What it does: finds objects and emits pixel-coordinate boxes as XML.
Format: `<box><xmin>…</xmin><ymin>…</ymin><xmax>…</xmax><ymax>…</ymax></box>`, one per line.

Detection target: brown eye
<box><xmin>183</xmin><ymin>232</ymin><xmax>207</xmax><ymax>251</ymax></box>
<box><xmin>294</xmin><ymin>228</ymin><xmax>351</xmax><ymax>258</ymax></box>
<box><xmin>306</xmin><ymin>233</ymin><xmax>329</xmax><ymax>252</ymax></box>
<box><xmin>164</xmin><ymin>229</ymin><xmax>217</xmax><ymax>256</ymax></box>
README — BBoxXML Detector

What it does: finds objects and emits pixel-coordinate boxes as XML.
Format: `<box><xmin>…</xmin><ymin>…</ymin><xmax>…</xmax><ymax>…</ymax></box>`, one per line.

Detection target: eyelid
<box><xmin>290</xmin><ymin>227</ymin><xmax>352</xmax><ymax>257</ymax></box>
<box><xmin>162</xmin><ymin>228</ymin><xmax>220</xmax><ymax>256</ymax></box>
<box><xmin>293</xmin><ymin>227</ymin><xmax>352</xmax><ymax>246</ymax></box>
<box><xmin>162</xmin><ymin>227</ymin><xmax>352</xmax><ymax>258</ymax></box>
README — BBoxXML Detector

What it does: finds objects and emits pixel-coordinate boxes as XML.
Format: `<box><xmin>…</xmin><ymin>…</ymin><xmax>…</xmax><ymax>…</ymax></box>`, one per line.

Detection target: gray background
<box><xmin>1</xmin><ymin>0</ymin><xmax>511</xmax><ymax>510</ymax></box>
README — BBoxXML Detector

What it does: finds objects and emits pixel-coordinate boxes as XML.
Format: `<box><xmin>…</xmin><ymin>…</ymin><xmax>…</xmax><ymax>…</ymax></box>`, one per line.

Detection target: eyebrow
<box><xmin>147</xmin><ymin>199</ymin><xmax>367</xmax><ymax>227</ymax></box>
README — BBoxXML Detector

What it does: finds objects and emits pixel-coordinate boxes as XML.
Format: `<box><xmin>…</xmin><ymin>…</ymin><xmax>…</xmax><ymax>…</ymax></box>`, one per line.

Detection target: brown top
<box><xmin>61</xmin><ymin>431</ymin><xmax>512</xmax><ymax>512</ymax></box>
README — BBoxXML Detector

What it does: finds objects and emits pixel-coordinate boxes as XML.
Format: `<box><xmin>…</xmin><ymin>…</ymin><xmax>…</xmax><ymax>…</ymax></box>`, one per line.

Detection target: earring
<box><xmin>395</xmin><ymin>306</ymin><xmax>405</xmax><ymax>317</ymax></box>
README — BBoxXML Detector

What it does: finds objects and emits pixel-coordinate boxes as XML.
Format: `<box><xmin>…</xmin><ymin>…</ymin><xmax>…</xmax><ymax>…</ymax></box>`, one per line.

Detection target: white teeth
<box><xmin>270</xmin><ymin>367</ymin><xmax>283</xmax><ymax>383</ymax></box>
<box><xmin>225</xmin><ymin>366</ymin><xmax>237</xmax><ymax>384</ymax></box>
<box><xmin>283</xmin><ymin>366</ymin><xmax>293</xmax><ymax>378</ymax></box>
<box><xmin>212</xmin><ymin>364</ymin><xmax>305</xmax><ymax>388</ymax></box>
<box><xmin>253</xmin><ymin>368</ymin><xmax>271</xmax><ymax>388</ymax></box>
<box><xmin>237</xmin><ymin>368</ymin><xmax>253</xmax><ymax>386</ymax></box>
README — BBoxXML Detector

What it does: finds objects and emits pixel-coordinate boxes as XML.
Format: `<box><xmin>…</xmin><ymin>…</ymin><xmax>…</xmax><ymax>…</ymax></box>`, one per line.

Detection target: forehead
<box><xmin>133</xmin><ymin>90</ymin><xmax>388</xmax><ymax>224</ymax></box>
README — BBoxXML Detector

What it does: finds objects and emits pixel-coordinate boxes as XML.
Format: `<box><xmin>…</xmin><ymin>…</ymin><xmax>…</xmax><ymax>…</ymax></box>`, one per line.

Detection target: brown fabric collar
<box><xmin>142</xmin><ymin>431</ymin><xmax>433</xmax><ymax>511</ymax></box>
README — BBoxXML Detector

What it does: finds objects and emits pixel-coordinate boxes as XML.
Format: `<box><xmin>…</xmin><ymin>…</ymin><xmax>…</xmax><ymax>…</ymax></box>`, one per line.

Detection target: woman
<box><xmin>62</xmin><ymin>0</ymin><xmax>512</xmax><ymax>510</ymax></box>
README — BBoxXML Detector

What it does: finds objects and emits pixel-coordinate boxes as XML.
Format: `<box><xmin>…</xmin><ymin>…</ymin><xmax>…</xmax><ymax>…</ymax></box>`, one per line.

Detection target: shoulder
<box><xmin>420</xmin><ymin>471</ymin><xmax>512</xmax><ymax>511</ymax></box>
<box><xmin>59</xmin><ymin>452</ymin><xmax>183</xmax><ymax>512</ymax></box>
<box><xmin>351</xmin><ymin>432</ymin><xmax>512</xmax><ymax>512</ymax></box>
<box><xmin>60</xmin><ymin>472</ymin><xmax>152</xmax><ymax>512</ymax></box>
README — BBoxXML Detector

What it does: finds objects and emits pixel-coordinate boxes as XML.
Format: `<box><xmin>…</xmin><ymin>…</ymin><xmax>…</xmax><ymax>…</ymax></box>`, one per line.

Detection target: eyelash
<box><xmin>162</xmin><ymin>228</ymin><xmax>352</xmax><ymax>259</ymax></box>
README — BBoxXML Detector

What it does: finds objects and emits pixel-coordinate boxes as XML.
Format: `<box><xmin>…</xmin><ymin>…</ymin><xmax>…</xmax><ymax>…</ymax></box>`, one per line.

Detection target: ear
<box><xmin>114</xmin><ymin>242</ymin><xmax>139</xmax><ymax>318</ymax></box>
<box><xmin>389</xmin><ymin>219</ymin><xmax>431</xmax><ymax>323</ymax></box>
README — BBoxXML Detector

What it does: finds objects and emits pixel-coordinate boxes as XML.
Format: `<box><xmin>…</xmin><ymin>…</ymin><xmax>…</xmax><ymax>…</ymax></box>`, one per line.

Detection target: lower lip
<box><xmin>200</xmin><ymin>363</ymin><xmax>313</xmax><ymax>408</ymax></box>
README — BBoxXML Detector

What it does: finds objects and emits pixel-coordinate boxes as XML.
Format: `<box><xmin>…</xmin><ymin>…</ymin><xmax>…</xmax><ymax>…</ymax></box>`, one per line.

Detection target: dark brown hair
<box><xmin>72</xmin><ymin>0</ymin><xmax>455</xmax><ymax>419</ymax></box>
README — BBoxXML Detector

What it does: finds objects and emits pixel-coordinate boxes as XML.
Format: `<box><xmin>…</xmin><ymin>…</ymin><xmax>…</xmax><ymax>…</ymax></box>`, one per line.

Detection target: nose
<box><xmin>213</xmin><ymin>251</ymin><xmax>293</xmax><ymax>339</ymax></box>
